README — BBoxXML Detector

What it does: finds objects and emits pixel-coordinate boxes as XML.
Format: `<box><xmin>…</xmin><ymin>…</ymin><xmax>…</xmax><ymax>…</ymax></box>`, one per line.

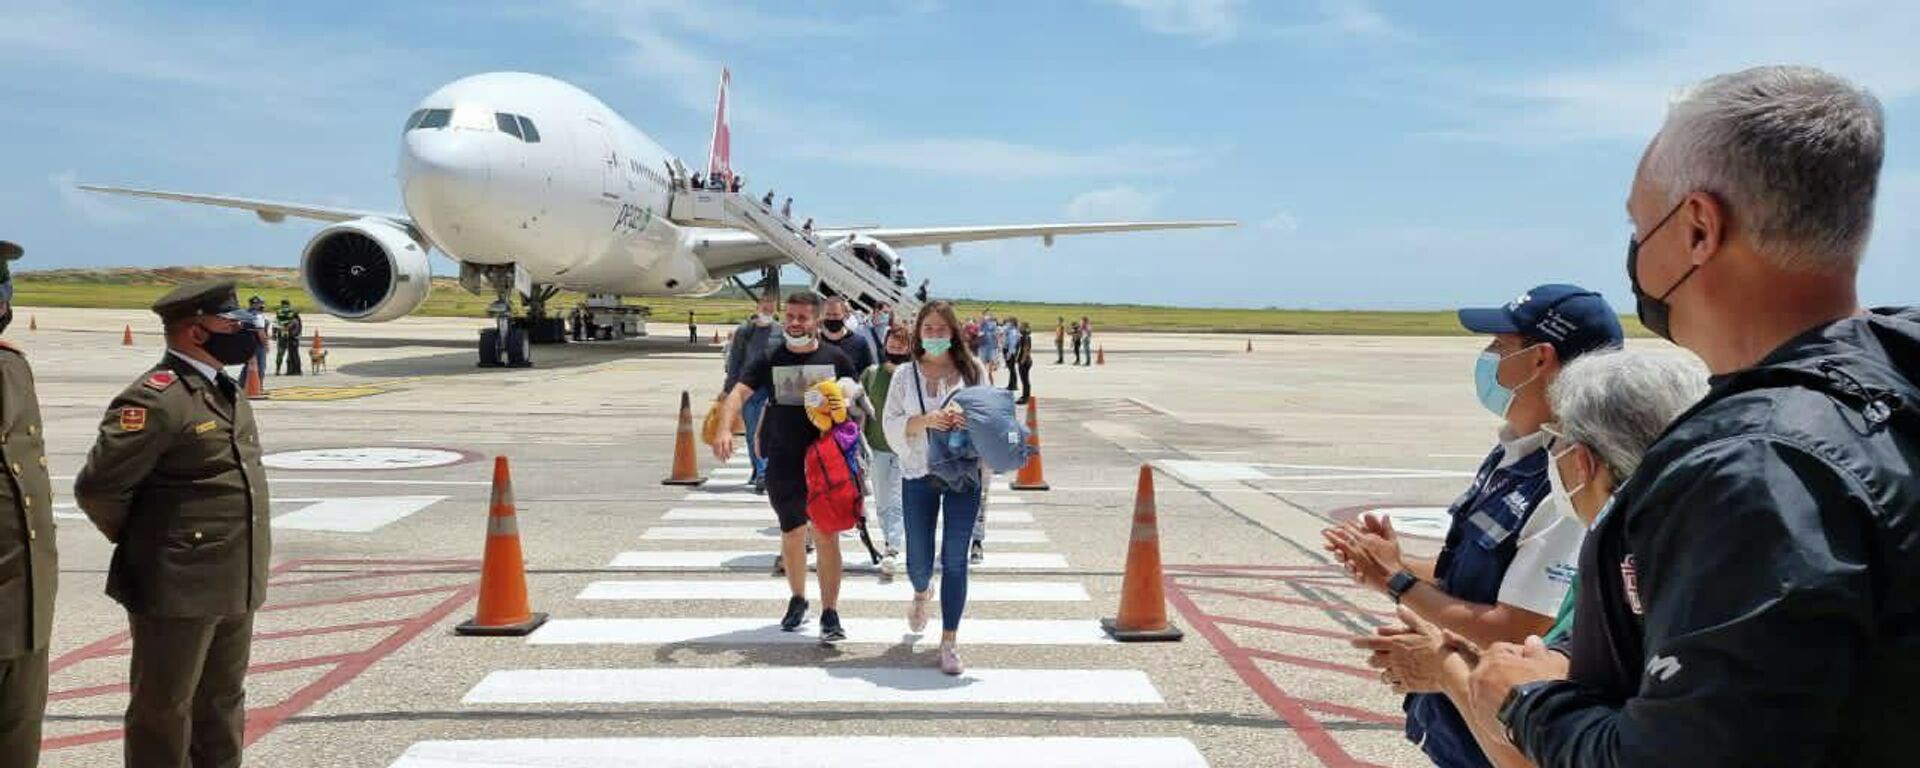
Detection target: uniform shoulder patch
<box><xmin>143</xmin><ymin>371</ymin><xmax>178</xmax><ymax>391</ymax></box>
<box><xmin>119</xmin><ymin>406</ymin><xmax>148</xmax><ymax>432</ymax></box>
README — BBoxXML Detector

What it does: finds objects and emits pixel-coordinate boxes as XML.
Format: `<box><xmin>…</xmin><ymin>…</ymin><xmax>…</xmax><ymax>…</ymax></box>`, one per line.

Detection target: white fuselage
<box><xmin>398</xmin><ymin>72</ymin><xmax>727</xmax><ymax>296</ymax></box>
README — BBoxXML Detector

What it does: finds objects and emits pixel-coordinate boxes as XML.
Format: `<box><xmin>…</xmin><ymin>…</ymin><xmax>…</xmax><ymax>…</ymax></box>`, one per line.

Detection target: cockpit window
<box><xmin>517</xmin><ymin>115</ymin><xmax>541</xmax><ymax>143</ymax></box>
<box><xmin>495</xmin><ymin>112</ymin><xmax>524</xmax><ymax>140</ymax></box>
<box><xmin>414</xmin><ymin>108</ymin><xmax>452</xmax><ymax>130</ymax></box>
<box><xmin>404</xmin><ymin>109</ymin><xmax>427</xmax><ymax>132</ymax></box>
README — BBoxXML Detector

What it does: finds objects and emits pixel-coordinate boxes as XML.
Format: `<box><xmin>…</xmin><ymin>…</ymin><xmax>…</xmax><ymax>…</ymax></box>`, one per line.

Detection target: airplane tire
<box><xmin>505</xmin><ymin>326</ymin><xmax>533</xmax><ymax>368</ymax></box>
<box><xmin>478</xmin><ymin>328</ymin><xmax>505</xmax><ymax>368</ymax></box>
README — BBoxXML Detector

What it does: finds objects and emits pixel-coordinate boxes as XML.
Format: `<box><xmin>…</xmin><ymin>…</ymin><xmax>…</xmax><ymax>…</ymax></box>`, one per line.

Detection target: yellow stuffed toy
<box><xmin>804</xmin><ymin>379</ymin><xmax>849</xmax><ymax>432</ymax></box>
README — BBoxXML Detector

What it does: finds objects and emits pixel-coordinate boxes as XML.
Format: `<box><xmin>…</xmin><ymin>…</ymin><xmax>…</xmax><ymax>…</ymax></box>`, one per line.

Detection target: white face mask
<box><xmin>1547</xmin><ymin>444</ymin><xmax>1592</xmax><ymax>524</ymax></box>
<box><xmin>783</xmin><ymin>330</ymin><xmax>814</xmax><ymax>349</ymax></box>
<box><xmin>753</xmin><ymin>313</ymin><xmax>774</xmax><ymax>327</ymax></box>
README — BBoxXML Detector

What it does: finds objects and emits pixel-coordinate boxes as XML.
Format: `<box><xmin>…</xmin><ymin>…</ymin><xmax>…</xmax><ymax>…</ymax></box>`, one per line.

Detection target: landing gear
<box><xmin>477</xmin><ymin>325</ymin><xmax>531</xmax><ymax>368</ymax></box>
<box><xmin>471</xmin><ymin>265</ymin><xmax>535</xmax><ymax>369</ymax></box>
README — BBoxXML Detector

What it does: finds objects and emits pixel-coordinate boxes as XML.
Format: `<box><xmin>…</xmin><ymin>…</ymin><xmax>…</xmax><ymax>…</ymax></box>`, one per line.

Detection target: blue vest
<box><xmin>1403</xmin><ymin>441</ymin><xmax>1550</xmax><ymax>768</ymax></box>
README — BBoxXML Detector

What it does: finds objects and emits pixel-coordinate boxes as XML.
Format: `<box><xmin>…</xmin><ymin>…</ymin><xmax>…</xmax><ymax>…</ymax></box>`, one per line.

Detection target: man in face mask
<box><xmin>1323</xmin><ymin>282</ymin><xmax>1620</xmax><ymax>768</ymax></box>
<box><xmin>722</xmin><ymin>292</ymin><xmax>782</xmax><ymax>489</ymax></box>
<box><xmin>819</xmin><ymin>296</ymin><xmax>875</xmax><ymax>374</ymax></box>
<box><xmin>74</xmin><ymin>280</ymin><xmax>272</xmax><ymax>768</ymax></box>
<box><xmin>708</xmin><ymin>291</ymin><xmax>859</xmax><ymax>642</ymax></box>
<box><xmin>1479</xmin><ymin>66</ymin><xmax>1920</xmax><ymax>768</ymax></box>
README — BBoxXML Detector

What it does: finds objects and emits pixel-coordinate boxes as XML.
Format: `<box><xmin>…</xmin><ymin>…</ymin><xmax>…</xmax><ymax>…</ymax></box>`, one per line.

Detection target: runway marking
<box><xmin>682</xmin><ymin>491</ymin><xmax>772</xmax><ymax>503</ymax></box>
<box><xmin>462</xmin><ymin>668</ymin><xmax>1162</xmax><ymax>705</ymax></box>
<box><xmin>640</xmin><ymin>526</ymin><xmax>1050</xmax><ymax>543</ymax></box>
<box><xmin>608</xmin><ymin>550</ymin><xmax>1070</xmax><ymax>571</ymax></box>
<box><xmin>389</xmin><ymin>737</ymin><xmax>1209</xmax><ymax>768</ymax></box>
<box><xmin>528</xmin><ymin>618</ymin><xmax>1114</xmax><ymax>646</ymax></box>
<box><xmin>578</xmin><ymin>579</ymin><xmax>1091</xmax><ymax>602</ymax></box>
<box><xmin>272</xmin><ymin>496</ymin><xmax>447</xmax><ymax>533</ymax></box>
<box><xmin>263</xmin><ymin>447</ymin><xmax>469</xmax><ymax>471</ymax></box>
<box><xmin>661</xmin><ymin>507</ymin><xmax>1035</xmax><ymax>524</ymax></box>
<box><xmin>264</xmin><ymin>385</ymin><xmax>387</xmax><ymax>401</ymax></box>
<box><xmin>52</xmin><ymin>475</ymin><xmax>489</xmax><ymax>487</ymax></box>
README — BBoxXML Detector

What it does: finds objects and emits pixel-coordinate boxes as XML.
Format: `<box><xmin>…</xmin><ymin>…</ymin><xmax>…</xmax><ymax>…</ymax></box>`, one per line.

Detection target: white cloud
<box><xmin>1441</xmin><ymin>0</ymin><xmax>1920</xmax><ymax>146</ymax></box>
<box><xmin>1103</xmin><ymin>0</ymin><xmax>1244</xmax><ymax>44</ymax></box>
<box><xmin>1066</xmin><ymin>186</ymin><xmax>1161</xmax><ymax>220</ymax></box>
<box><xmin>1261</xmin><ymin>211</ymin><xmax>1300</xmax><ymax>233</ymax></box>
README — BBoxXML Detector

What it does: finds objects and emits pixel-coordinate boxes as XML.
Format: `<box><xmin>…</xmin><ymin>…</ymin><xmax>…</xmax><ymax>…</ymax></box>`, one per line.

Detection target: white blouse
<box><xmin>881</xmin><ymin>359</ymin><xmax>986</xmax><ymax>479</ymax></box>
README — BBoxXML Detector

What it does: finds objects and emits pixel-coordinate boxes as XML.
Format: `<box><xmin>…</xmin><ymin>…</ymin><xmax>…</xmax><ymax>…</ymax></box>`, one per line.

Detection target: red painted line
<box><xmin>272</xmin><ymin>566</ymin><xmax>476</xmax><ymax>588</ymax></box>
<box><xmin>1302</xmin><ymin>698</ymin><xmax>1405</xmax><ymax>726</ymax></box>
<box><xmin>48</xmin><ymin>630</ymin><xmax>130</xmax><ymax>675</ymax></box>
<box><xmin>1167</xmin><ymin>579</ymin><xmax>1380</xmax><ymax>768</ymax></box>
<box><xmin>49</xmin><ymin>651</ymin><xmax>367</xmax><ymax>702</ymax></box>
<box><xmin>1208</xmin><ymin>615</ymin><xmax>1365</xmax><ymax>642</ymax></box>
<box><xmin>253</xmin><ymin>618</ymin><xmax>412</xmax><ymax>642</ymax></box>
<box><xmin>1241</xmin><ymin>647</ymin><xmax>1379</xmax><ymax>681</ymax></box>
<box><xmin>243</xmin><ymin>581</ymin><xmax>479</xmax><ymax>745</ymax></box>
<box><xmin>39</xmin><ymin>727</ymin><xmax>122</xmax><ymax>751</ymax></box>
<box><xmin>281</xmin><ymin>558</ymin><xmax>483</xmax><ymax>568</ymax></box>
<box><xmin>261</xmin><ymin>584</ymin><xmax>466</xmax><ymax>613</ymax></box>
<box><xmin>1176</xmin><ymin>583</ymin><xmax>1396</xmax><ymax>619</ymax></box>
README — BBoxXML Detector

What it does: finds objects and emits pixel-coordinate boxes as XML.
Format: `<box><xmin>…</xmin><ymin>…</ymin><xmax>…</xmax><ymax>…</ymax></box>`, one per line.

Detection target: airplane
<box><xmin>81</xmin><ymin>70</ymin><xmax>1233</xmax><ymax>367</ymax></box>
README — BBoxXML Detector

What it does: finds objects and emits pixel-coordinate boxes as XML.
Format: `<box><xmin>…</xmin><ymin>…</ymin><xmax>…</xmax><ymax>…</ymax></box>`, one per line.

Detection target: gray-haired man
<box><xmin>1476</xmin><ymin>65</ymin><xmax>1920</xmax><ymax>767</ymax></box>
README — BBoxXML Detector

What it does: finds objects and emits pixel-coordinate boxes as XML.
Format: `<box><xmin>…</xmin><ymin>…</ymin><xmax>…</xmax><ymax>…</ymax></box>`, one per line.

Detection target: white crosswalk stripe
<box><xmin>661</xmin><ymin>506</ymin><xmax>1036</xmax><ymax>523</ymax></box>
<box><xmin>577</xmin><ymin>579</ymin><xmax>1091</xmax><ymax>602</ymax></box>
<box><xmin>608</xmin><ymin>550</ymin><xmax>1070</xmax><ymax>570</ymax></box>
<box><xmin>640</xmin><ymin>526</ymin><xmax>1049</xmax><ymax>543</ymax></box>
<box><xmin>390</xmin><ymin>737</ymin><xmax>1208</xmax><ymax>768</ymax></box>
<box><xmin>463</xmin><ymin>668</ymin><xmax>1164</xmax><ymax>705</ymax></box>
<box><xmin>528</xmin><ymin>618</ymin><xmax>1115</xmax><ymax>646</ymax></box>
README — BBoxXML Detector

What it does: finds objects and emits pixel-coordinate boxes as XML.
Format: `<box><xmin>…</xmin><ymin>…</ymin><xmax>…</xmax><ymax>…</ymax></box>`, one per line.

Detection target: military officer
<box><xmin>0</xmin><ymin>240</ymin><xmax>56</xmax><ymax>768</ymax></box>
<box><xmin>74</xmin><ymin>280</ymin><xmax>271</xmax><ymax>768</ymax></box>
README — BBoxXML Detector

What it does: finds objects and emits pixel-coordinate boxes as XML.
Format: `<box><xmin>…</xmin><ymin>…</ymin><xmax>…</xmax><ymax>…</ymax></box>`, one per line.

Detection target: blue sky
<box><xmin>2</xmin><ymin>0</ymin><xmax>1916</xmax><ymax>310</ymax></box>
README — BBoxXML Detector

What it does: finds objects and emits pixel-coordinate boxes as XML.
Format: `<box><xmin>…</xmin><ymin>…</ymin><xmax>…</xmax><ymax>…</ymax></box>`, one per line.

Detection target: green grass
<box><xmin>13</xmin><ymin>269</ymin><xmax>1652</xmax><ymax>337</ymax></box>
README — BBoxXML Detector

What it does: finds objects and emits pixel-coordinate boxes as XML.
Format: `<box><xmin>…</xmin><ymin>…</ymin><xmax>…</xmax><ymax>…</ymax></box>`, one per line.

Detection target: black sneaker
<box><xmin>780</xmin><ymin>595</ymin><xmax>809</xmax><ymax>631</ymax></box>
<box><xmin>818</xmin><ymin>609</ymin><xmax>846</xmax><ymax>644</ymax></box>
<box><xmin>970</xmin><ymin>540</ymin><xmax>984</xmax><ymax>565</ymax></box>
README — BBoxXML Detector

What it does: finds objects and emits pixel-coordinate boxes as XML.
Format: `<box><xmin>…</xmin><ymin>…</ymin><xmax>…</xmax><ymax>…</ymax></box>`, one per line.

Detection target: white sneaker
<box><xmin>879</xmin><ymin>554</ymin><xmax>899</xmax><ymax>581</ymax></box>
<box><xmin>939</xmin><ymin>642</ymin><xmax>964</xmax><ymax>676</ymax></box>
<box><xmin>909</xmin><ymin>589</ymin><xmax>932</xmax><ymax>634</ymax></box>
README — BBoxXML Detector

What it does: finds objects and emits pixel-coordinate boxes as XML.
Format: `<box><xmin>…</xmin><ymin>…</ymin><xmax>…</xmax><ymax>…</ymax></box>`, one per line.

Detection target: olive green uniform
<box><xmin>0</xmin><ymin>341</ymin><xmax>56</xmax><ymax>768</ymax></box>
<box><xmin>75</xmin><ymin>347</ymin><xmax>271</xmax><ymax>768</ymax></box>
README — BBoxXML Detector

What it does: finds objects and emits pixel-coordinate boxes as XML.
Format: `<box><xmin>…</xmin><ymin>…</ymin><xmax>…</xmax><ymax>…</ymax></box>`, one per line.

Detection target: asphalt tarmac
<box><xmin>21</xmin><ymin>306</ymin><xmax>1536</xmax><ymax>767</ymax></box>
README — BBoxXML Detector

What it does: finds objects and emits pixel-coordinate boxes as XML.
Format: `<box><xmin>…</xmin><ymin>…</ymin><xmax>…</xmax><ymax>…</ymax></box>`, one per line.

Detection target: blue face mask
<box><xmin>1474</xmin><ymin>347</ymin><xmax>1541</xmax><ymax>418</ymax></box>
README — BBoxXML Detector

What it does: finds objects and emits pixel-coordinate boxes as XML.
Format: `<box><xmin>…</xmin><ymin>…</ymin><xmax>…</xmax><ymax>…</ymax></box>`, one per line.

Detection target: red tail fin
<box><xmin>706</xmin><ymin>68</ymin><xmax>732</xmax><ymax>186</ymax></box>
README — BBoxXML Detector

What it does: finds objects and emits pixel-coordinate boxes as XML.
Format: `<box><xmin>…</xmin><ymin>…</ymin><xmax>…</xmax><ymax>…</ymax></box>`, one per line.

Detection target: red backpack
<box><xmin>804</xmin><ymin>432</ymin><xmax>864</xmax><ymax>534</ymax></box>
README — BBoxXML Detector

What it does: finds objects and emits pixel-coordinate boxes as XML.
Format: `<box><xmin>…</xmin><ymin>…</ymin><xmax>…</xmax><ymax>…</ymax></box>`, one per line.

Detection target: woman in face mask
<box><xmin>1356</xmin><ymin>348</ymin><xmax>1707</xmax><ymax>768</ymax></box>
<box><xmin>861</xmin><ymin>322</ymin><xmax>915</xmax><ymax>578</ymax></box>
<box><xmin>881</xmin><ymin>300</ymin><xmax>987</xmax><ymax>675</ymax></box>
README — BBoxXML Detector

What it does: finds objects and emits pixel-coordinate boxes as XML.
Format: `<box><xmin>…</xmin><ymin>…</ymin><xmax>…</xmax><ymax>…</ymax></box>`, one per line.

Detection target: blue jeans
<box><xmin>903</xmin><ymin>475</ymin><xmax>981</xmax><ymax>631</ymax></box>
<box><xmin>742</xmin><ymin>389</ymin><xmax>770</xmax><ymax>477</ymax></box>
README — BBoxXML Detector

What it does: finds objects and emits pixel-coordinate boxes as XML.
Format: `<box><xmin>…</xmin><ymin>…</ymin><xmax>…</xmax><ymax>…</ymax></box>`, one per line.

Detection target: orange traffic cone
<box><xmin>457</xmin><ymin>456</ymin><xmax>548</xmax><ymax>636</ymax></box>
<box><xmin>1010</xmin><ymin>397</ymin><xmax>1050</xmax><ymax>491</ymax></box>
<box><xmin>712</xmin><ymin>331</ymin><xmax>722</xmax><ymax>344</ymax></box>
<box><xmin>243</xmin><ymin>363</ymin><xmax>266</xmax><ymax>400</ymax></box>
<box><xmin>1245</xmin><ymin>339</ymin><xmax>1253</xmax><ymax>353</ymax></box>
<box><xmin>1096</xmin><ymin>346</ymin><xmax>1106</xmax><ymax>365</ymax></box>
<box><xmin>122</xmin><ymin>325</ymin><xmax>133</xmax><ymax>346</ymax></box>
<box><xmin>1103</xmin><ymin>465</ymin><xmax>1183</xmax><ymax>642</ymax></box>
<box><xmin>662</xmin><ymin>390</ymin><xmax>708</xmax><ymax>486</ymax></box>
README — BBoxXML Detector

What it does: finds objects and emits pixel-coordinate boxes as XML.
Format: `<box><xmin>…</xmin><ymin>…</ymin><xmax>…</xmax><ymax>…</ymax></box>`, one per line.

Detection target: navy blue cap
<box><xmin>1459</xmin><ymin>284</ymin><xmax>1624</xmax><ymax>362</ymax></box>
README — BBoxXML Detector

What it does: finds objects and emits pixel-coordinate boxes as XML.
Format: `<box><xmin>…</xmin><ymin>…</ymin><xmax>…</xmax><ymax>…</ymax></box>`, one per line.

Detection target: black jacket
<box><xmin>1513</xmin><ymin>307</ymin><xmax>1920</xmax><ymax>767</ymax></box>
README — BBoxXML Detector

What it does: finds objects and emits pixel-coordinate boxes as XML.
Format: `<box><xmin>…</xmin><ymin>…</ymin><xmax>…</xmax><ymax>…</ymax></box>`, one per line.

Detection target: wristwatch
<box><xmin>1386</xmin><ymin>570</ymin><xmax>1420</xmax><ymax>603</ymax></box>
<box><xmin>1497</xmin><ymin>679</ymin><xmax>1556</xmax><ymax>745</ymax></box>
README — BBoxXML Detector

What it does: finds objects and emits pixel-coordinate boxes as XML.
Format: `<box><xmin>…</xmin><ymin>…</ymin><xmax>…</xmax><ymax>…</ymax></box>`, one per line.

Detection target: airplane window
<box><xmin>404</xmin><ymin>109</ymin><xmax>427</xmax><ymax>132</ymax></box>
<box><xmin>495</xmin><ymin>112</ymin><xmax>524</xmax><ymax>140</ymax></box>
<box><xmin>517</xmin><ymin>116</ymin><xmax>540</xmax><ymax>143</ymax></box>
<box><xmin>415</xmin><ymin>109</ymin><xmax>452</xmax><ymax>130</ymax></box>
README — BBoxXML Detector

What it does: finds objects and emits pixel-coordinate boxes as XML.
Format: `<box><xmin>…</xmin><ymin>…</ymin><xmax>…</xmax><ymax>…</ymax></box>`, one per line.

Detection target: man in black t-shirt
<box><xmin>819</xmin><ymin>296</ymin><xmax>875</xmax><ymax>374</ymax></box>
<box><xmin>709</xmin><ymin>291</ymin><xmax>858</xmax><ymax>642</ymax></box>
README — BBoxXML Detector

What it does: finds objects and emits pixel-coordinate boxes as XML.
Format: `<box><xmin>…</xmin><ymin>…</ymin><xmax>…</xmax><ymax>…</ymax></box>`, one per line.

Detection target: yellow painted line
<box><xmin>266</xmin><ymin>386</ymin><xmax>389</xmax><ymax>401</ymax></box>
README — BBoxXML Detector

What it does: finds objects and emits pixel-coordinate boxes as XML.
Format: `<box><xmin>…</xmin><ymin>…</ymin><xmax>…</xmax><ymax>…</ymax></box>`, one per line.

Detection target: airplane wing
<box><xmin>818</xmin><ymin>220</ymin><xmax>1235</xmax><ymax>250</ymax></box>
<box><xmin>694</xmin><ymin>219</ymin><xmax>1235</xmax><ymax>269</ymax></box>
<box><xmin>76</xmin><ymin>184</ymin><xmax>407</xmax><ymax>227</ymax></box>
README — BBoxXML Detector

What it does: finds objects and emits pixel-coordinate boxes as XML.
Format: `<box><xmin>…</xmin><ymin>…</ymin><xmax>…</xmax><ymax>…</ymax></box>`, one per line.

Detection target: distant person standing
<box><xmin>977</xmin><ymin>311</ymin><xmax>1002</xmax><ymax>384</ymax></box>
<box><xmin>1054</xmin><ymin>317</ymin><xmax>1066</xmax><ymax>364</ymax></box>
<box><xmin>0</xmin><ymin>242</ymin><xmax>57</xmax><ymax>768</ymax></box>
<box><xmin>274</xmin><ymin>304</ymin><xmax>303</xmax><ymax>376</ymax></box>
<box><xmin>862</xmin><ymin>321</ymin><xmax>914</xmax><ymax>578</ymax></box>
<box><xmin>687</xmin><ymin>310</ymin><xmax>698</xmax><ymax>344</ymax></box>
<box><xmin>1079</xmin><ymin>316</ymin><xmax>1094</xmax><ymax>365</ymax></box>
<box><xmin>1069</xmin><ymin>321</ymin><xmax>1084</xmax><ymax>365</ymax></box>
<box><xmin>781</xmin><ymin>197</ymin><xmax>793</xmax><ymax>219</ymax></box>
<box><xmin>242</xmin><ymin>296</ymin><xmax>271</xmax><ymax>382</ymax></box>
<box><xmin>1009</xmin><ymin>321</ymin><xmax>1034</xmax><ymax>405</ymax></box>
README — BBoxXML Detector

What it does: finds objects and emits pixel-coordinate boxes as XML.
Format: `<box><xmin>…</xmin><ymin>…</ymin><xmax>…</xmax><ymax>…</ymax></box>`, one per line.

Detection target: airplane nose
<box><xmin>400</xmin><ymin>131</ymin><xmax>492</xmax><ymax>231</ymax></box>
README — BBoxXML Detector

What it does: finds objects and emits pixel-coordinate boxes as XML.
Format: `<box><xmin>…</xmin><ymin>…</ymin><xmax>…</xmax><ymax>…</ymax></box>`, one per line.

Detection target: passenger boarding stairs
<box><xmin>670</xmin><ymin>188</ymin><xmax>920</xmax><ymax>317</ymax></box>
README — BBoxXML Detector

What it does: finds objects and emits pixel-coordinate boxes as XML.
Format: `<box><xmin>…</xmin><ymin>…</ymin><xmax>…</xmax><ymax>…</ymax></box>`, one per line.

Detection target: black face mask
<box><xmin>1627</xmin><ymin>200</ymin><xmax>1696</xmax><ymax>342</ymax></box>
<box><xmin>0</xmin><ymin>307</ymin><xmax>12</xmax><ymax>336</ymax></box>
<box><xmin>885</xmin><ymin>352</ymin><xmax>911</xmax><ymax>365</ymax></box>
<box><xmin>202</xmin><ymin>328</ymin><xmax>259</xmax><ymax>366</ymax></box>
<box><xmin>822</xmin><ymin>318</ymin><xmax>846</xmax><ymax>334</ymax></box>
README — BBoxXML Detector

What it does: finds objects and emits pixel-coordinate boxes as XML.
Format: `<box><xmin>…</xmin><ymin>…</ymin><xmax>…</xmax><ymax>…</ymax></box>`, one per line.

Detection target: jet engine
<box><xmin>300</xmin><ymin>218</ymin><xmax>433</xmax><ymax>322</ymax></box>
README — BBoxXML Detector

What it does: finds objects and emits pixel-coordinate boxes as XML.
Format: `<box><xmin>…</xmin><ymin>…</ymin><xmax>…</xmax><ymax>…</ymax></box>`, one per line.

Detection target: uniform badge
<box><xmin>119</xmin><ymin>406</ymin><xmax>148</xmax><ymax>432</ymax></box>
<box><xmin>143</xmin><ymin>371</ymin><xmax>178</xmax><ymax>391</ymax></box>
<box><xmin>1620</xmin><ymin>554</ymin><xmax>1644</xmax><ymax>615</ymax></box>
<box><xmin>194</xmin><ymin>420</ymin><xmax>219</xmax><ymax>434</ymax></box>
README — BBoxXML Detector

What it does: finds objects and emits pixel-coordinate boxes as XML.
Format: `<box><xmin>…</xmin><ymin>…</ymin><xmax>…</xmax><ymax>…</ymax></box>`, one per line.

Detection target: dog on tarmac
<box><xmin>308</xmin><ymin>346</ymin><xmax>328</xmax><ymax>374</ymax></box>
